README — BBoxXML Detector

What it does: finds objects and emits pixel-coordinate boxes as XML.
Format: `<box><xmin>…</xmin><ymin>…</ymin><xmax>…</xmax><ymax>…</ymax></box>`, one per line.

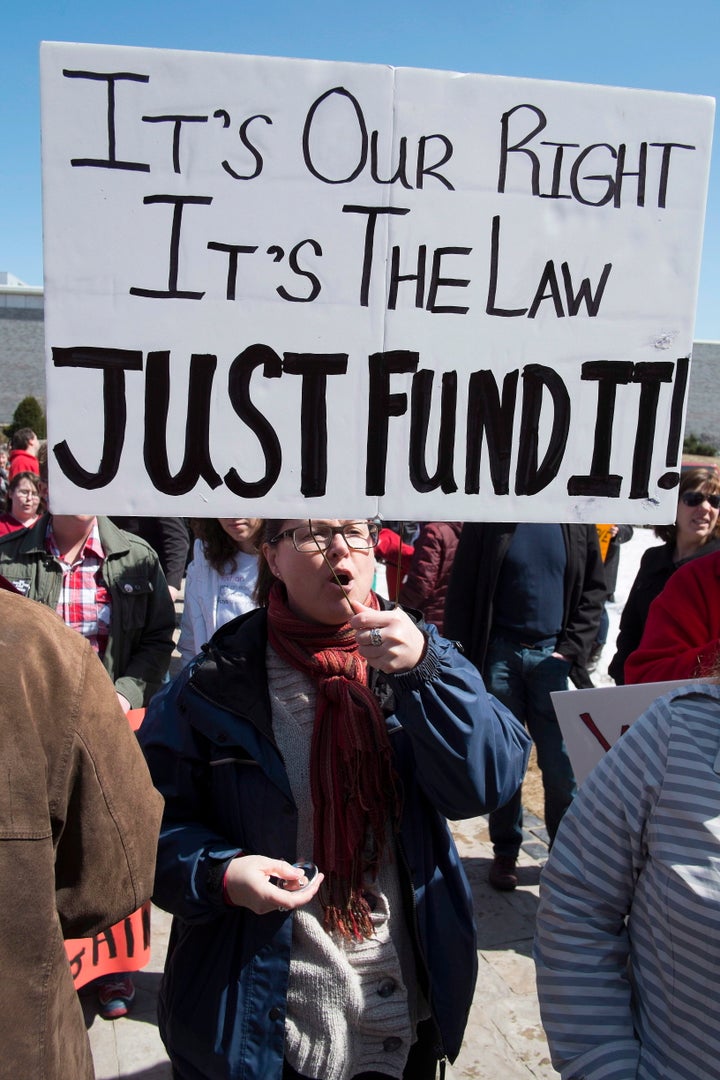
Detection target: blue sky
<box><xmin>2</xmin><ymin>0</ymin><xmax>719</xmax><ymax>338</ymax></box>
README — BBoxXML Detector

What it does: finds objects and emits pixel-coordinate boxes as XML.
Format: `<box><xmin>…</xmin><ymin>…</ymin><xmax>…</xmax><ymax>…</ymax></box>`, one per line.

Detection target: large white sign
<box><xmin>40</xmin><ymin>42</ymin><xmax>715</xmax><ymax>518</ymax></box>
<box><xmin>551</xmin><ymin>679</ymin><xmax>696</xmax><ymax>785</ymax></box>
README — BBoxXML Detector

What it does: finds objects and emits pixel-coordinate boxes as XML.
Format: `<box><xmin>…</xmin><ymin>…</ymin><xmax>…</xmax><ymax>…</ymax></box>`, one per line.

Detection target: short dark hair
<box><xmin>5</xmin><ymin>471</ymin><xmax>40</xmax><ymax>514</ymax></box>
<box><xmin>11</xmin><ymin>428</ymin><xmax>36</xmax><ymax>451</ymax></box>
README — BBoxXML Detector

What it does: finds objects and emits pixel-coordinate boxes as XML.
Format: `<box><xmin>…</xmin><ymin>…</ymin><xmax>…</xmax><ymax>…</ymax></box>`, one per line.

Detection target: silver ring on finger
<box><xmin>369</xmin><ymin>628</ymin><xmax>383</xmax><ymax>647</ymax></box>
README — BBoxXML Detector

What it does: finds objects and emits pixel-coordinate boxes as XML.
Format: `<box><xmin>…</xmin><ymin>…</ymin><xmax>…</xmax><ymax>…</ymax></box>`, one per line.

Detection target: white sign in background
<box><xmin>551</xmin><ymin>679</ymin><xmax>696</xmax><ymax>786</ymax></box>
<box><xmin>40</xmin><ymin>42</ymin><xmax>715</xmax><ymax>519</ymax></box>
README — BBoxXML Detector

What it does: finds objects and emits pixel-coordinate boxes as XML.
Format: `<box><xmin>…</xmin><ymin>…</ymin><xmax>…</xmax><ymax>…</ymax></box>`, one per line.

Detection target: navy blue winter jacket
<box><xmin>139</xmin><ymin>604</ymin><xmax>530</xmax><ymax>1080</ymax></box>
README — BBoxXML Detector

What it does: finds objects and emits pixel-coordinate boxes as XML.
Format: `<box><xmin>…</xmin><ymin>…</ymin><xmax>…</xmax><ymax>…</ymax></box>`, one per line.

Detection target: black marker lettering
<box><xmin>141</xmin><ymin>114</ymin><xmax>208</xmax><ymax>174</ymax></box>
<box><xmin>498</xmin><ymin>104</ymin><xmax>546</xmax><ymax>195</ymax></box>
<box><xmin>409</xmin><ymin>370</ymin><xmax>458</xmax><ymax>493</ymax></box>
<box><xmin>426</xmin><ymin>247</ymin><xmax>471</xmax><ymax>314</ymax></box>
<box><xmin>224</xmin><ymin>344</ymin><xmax>283</xmax><ymax>498</ymax></box>
<box><xmin>658</xmin><ymin>355</ymin><xmax>690</xmax><ymax>489</ymax></box>
<box><xmin>207</xmin><ymin>243</ymin><xmax>258</xmax><ymax>300</ymax></box>
<box><xmin>629</xmin><ymin>362</ymin><xmax>674</xmax><ymax>498</ymax></box>
<box><xmin>486</xmin><ymin>215</ymin><xmax>527</xmax><ymax>317</ymax></box>
<box><xmin>416</xmin><ymin>134</ymin><xmax>455</xmax><ymax>191</ymax></box>
<box><xmin>388</xmin><ymin>244</ymin><xmax>426</xmax><ymax>310</ymax></box>
<box><xmin>276</xmin><ymin>239</ymin><xmax>322</xmax><ymax>303</ymax></box>
<box><xmin>343</xmin><ymin>204</ymin><xmax>411</xmax><ymax>306</ymax></box>
<box><xmin>63</xmin><ymin>69</ymin><xmax>150</xmax><ymax>171</ymax></box>
<box><xmin>650</xmin><ymin>143</ymin><xmax>696</xmax><ymax>208</ymax></box>
<box><xmin>465</xmin><ymin>370</ymin><xmax>519</xmax><ymax>495</ymax></box>
<box><xmin>366</xmin><ymin>351</ymin><xmax>419</xmax><ymax>496</ymax></box>
<box><xmin>143</xmin><ymin>351</ymin><xmax>223</xmax><ymax>495</ymax></box>
<box><xmin>283</xmin><ymin>353</ymin><xmax>349</xmax><ymax>496</ymax></box>
<box><xmin>568</xmin><ymin>361</ymin><xmax>633</xmax><ymax>497</ymax></box>
<box><xmin>130</xmin><ymin>195</ymin><xmax>212</xmax><ymax>299</ymax></box>
<box><xmin>52</xmin><ymin>346</ymin><xmax>142</xmax><ymax>488</ymax></box>
<box><xmin>515</xmin><ymin>365</ymin><xmax>570</xmax><ymax>495</ymax></box>
<box><xmin>303</xmin><ymin>87</ymin><xmax>368</xmax><ymax>184</ymax></box>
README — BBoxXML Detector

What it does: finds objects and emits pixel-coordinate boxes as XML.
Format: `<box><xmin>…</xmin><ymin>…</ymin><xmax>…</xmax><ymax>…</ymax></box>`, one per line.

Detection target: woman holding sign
<box><xmin>140</xmin><ymin>518</ymin><xmax>529</xmax><ymax>1080</ymax></box>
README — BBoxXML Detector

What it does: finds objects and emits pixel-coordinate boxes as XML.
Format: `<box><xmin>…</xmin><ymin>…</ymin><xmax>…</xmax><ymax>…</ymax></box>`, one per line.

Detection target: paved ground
<box><xmin>85</xmin><ymin>528</ymin><xmax>656</xmax><ymax>1078</ymax></box>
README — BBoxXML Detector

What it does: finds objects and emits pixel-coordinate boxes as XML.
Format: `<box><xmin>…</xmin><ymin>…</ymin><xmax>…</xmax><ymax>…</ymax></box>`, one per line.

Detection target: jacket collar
<box><xmin>187</xmin><ymin>595</ymin><xmax>411</xmax><ymax>741</ymax></box>
<box><xmin>189</xmin><ymin>607</ymin><xmax>275</xmax><ymax>742</ymax></box>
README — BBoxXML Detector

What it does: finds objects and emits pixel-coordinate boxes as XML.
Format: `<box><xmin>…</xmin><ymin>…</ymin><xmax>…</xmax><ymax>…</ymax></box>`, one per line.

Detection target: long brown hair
<box><xmin>189</xmin><ymin>518</ymin><xmax>264</xmax><ymax>575</ymax></box>
<box><xmin>654</xmin><ymin>468</ymin><xmax>720</xmax><ymax>545</ymax></box>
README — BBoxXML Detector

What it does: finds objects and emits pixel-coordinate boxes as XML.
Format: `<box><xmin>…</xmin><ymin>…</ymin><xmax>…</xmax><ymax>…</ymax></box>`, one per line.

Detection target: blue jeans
<box><xmin>485</xmin><ymin>636</ymin><xmax>576</xmax><ymax>857</ymax></box>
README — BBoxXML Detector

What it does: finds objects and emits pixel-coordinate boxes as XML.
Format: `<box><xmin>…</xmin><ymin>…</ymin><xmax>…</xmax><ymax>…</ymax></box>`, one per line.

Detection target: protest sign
<box><xmin>65</xmin><ymin>901</ymin><xmax>151</xmax><ymax>990</ymax></box>
<box><xmin>551</xmin><ymin>679</ymin><xmax>696</xmax><ymax>784</ymax></box>
<box><xmin>40</xmin><ymin>42</ymin><xmax>715</xmax><ymax>520</ymax></box>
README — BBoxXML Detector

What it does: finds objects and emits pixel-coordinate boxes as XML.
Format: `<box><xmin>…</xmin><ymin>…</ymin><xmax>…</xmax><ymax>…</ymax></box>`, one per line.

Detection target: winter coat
<box><xmin>0</xmin><ymin>590</ymin><xmax>163</xmax><ymax>1079</ymax></box>
<box><xmin>0</xmin><ymin>514</ymin><xmax>175</xmax><ymax>708</ymax></box>
<box><xmin>608</xmin><ymin>537</ymin><xmax>720</xmax><ymax>684</ymax></box>
<box><xmin>444</xmin><ymin>523</ymin><xmax>606</xmax><ymax>688</ymax></box>
<box><xmin>139</xmin><ymin>604</ymin><xmax>531</xmax><ymax>1080</ymax></box>
<box><xmin>399</xmin><ymin>522</ymin><xmax>461</xmax><ymax>634</ymax></box>
<box><xmin>624</xmin><ymin>548</ymin><xmax>720</xmax><ymax>684</ymax></box>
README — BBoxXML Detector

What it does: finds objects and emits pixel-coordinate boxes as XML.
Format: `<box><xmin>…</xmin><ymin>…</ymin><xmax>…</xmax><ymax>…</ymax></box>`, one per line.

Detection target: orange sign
<box><xmin>596</xmin><ymin>524</ymin><xmax>614</xmax><ymax>561</ymax></box>
<box><xmin>65</xmin><ymin>901</ymin><xmax>152</xmax><ymax>989</ymax></box>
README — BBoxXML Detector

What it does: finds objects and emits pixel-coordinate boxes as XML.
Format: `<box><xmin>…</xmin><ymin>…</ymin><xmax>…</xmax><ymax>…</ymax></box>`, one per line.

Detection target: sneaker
<box><xmin>488</xmin><ymin>855</ymin><xmax>518</xmax><ymax>891</ymax></box>
<box><xmin>97</xmin><ymin>976</ymin><xmax>135</xmax><ymax>1020</ymax></box>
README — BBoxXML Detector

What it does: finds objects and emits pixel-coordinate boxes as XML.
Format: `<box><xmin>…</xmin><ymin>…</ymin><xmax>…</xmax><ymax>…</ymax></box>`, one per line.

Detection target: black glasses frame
<box><xmin>269</xmin><ymin>521</ymin><xmax>380</xmax><ymax>552</ymax></box>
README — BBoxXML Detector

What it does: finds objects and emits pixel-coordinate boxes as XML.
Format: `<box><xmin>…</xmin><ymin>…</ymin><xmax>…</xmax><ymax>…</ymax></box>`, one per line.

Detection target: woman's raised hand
<box><xmin>350</xmin><ymin>600</ymin><xmax>427</xmax><ymax>674</ymax></box>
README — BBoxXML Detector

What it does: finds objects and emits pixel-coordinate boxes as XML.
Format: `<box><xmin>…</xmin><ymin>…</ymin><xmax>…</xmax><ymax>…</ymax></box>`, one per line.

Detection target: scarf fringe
<box><xmin>323</xmin><ymin>894</ymin><xmax>375</xmax><ymax>942</ymax></box>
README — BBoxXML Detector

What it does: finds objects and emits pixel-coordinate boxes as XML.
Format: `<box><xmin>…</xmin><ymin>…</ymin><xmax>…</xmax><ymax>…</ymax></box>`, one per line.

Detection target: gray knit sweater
<box><xmin>267</xmin><ymin>646</ymin><xmax>428</xmax><ymax>1080</ymax></box>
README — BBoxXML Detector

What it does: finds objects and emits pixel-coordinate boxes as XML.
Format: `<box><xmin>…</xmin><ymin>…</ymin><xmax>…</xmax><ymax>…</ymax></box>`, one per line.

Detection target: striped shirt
<box><xmin>534</xmin><ymin>683</ymin><xmax>720</xmax><ymax>1080</ymax></box>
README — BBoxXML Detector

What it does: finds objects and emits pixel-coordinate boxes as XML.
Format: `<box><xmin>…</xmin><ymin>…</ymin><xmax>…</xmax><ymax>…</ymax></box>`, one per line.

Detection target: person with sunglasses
<box><xmin>139</xmin><ymin>518</ymin><xmax>530</xmax><ymax>1080</ymax></box>
<box><xmin>609</xmin><ymin>468</ymin><xmax>720</xmax><ymax>684</ymax></box>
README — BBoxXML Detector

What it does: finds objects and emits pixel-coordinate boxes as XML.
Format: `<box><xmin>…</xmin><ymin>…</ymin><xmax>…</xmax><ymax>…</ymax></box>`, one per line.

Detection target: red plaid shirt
<box><xmin>46</xmin><ymin>520</ymin><xmax>111</xmax><ymax>658</ymax></box>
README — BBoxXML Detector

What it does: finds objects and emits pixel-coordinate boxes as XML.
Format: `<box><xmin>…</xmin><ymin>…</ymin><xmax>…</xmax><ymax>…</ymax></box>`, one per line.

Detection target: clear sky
<box><xmin>2</xmin><ymin>0</ymin><xmax>718</xmax><ymax>338</ymax></box>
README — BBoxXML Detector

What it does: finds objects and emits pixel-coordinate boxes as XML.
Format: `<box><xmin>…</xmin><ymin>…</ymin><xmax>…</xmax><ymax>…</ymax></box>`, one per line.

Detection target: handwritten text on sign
<box><xmin>40</xmin><ymin>43</ymin><xmax>715</xmax><ymax>520</ymax></box>
<box><xmin>65</xmin><ymin>902</ymin><xmax>151</xmax><ymax>990</ymax></box>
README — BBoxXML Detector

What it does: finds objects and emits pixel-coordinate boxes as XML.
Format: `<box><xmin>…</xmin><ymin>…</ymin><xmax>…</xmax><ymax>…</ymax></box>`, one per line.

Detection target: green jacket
<box><xmin>0</xmin><ymin>514</ymin><xmax>175</xmax><ymax>708</ymax></box>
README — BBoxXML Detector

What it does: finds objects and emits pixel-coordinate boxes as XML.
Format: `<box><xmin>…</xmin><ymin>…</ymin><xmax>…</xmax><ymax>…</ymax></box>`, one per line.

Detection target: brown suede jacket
<box><xmin>0</xmin><ymin>590</ymin><xmax>163</xmax><ymax>1078</ymax></box>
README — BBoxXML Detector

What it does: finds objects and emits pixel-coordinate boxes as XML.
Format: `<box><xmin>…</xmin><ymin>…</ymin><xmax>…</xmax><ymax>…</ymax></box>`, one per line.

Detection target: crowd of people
<box><xmin>5</xmin><ymin>434</ymin><xmax>720</xmax><ymax>1079</ymax></box>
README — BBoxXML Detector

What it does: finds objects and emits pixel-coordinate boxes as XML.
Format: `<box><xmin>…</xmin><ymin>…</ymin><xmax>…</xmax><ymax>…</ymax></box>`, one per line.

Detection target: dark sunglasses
<box><xmin>681</xmin><ymin>490</ymin><xmax>720</xmax><ymax>510</ymax></box>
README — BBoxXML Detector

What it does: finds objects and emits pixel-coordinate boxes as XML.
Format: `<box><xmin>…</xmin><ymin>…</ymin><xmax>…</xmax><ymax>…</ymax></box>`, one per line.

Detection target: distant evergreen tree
<box><xmin>683</xmin><ymin>432</ymin><xmax>718</xmax><ymax>457</ymax></box>
<box><xmin>4</xmin><ymin>396</ymin><xmax>47</xmax><ymax>442</ymax></box>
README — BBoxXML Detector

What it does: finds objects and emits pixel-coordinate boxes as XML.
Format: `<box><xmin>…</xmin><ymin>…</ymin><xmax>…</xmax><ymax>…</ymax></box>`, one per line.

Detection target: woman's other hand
<box><xmin>223</xmin><ymin>855</ymin><xmax>324</xmax><ymax>914</ymax></box>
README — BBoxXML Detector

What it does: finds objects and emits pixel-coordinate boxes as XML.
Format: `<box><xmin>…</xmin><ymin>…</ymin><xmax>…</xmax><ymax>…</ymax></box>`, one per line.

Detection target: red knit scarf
<box><xmin>266</xmin><ymin>582</ymin><xmax>400</xmax><ymax>940</ymax></box>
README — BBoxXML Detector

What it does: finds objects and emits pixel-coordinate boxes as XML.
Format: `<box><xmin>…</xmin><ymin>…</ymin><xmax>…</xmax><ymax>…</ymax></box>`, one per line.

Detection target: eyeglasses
<box><xmin>14</xmin><ymin>488</ymin><xmax>39</xmax><ymax>500</ymax></box>
<box><xmin>681</xmin><ymin>490</ymin><xmax>720</xmax><ymax>510</ymax></box>
<box><xmin>269</xmin><ymin>521</ymin><xmax>379</xmax><ymax>552</ymax></box>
